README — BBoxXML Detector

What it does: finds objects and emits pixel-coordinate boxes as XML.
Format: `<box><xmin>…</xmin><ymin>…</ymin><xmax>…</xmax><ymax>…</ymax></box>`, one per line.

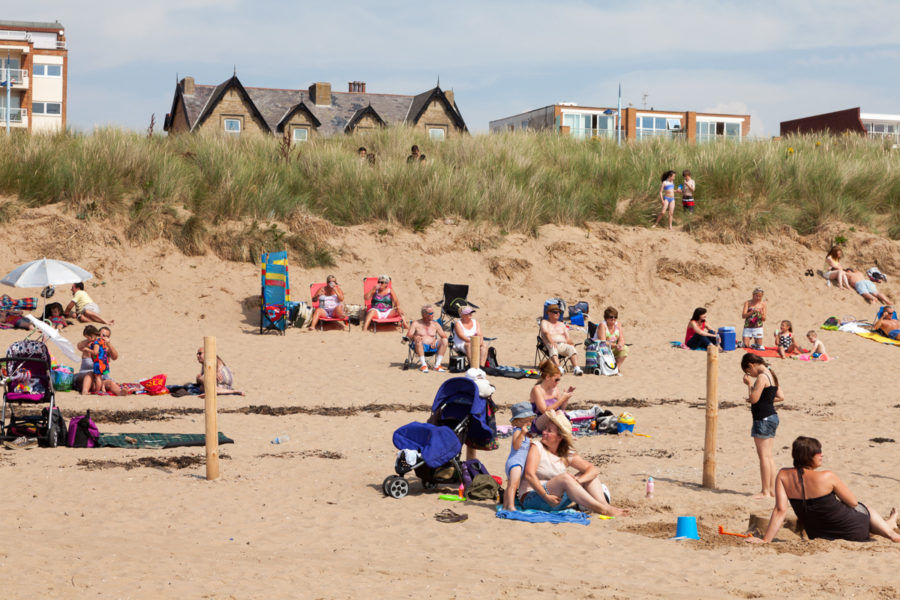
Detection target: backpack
<box><xmin>67</xmin><ymin>410</ymin><xmax>100</xmax><ymax>448</ymax></box>
<box><xmin>822</xmin><ymin>316</ymin><xmax>839</xmax><ymax>331</ymax></box>
<box><xmin>459</xmin><ymin>459</ymin><xmax>491</xmax><ymax>492</ymax></box>
<box><xmin>484</xmin><ymin>346</ymin><xmax>499</xmax><ymax>369</ymax></box>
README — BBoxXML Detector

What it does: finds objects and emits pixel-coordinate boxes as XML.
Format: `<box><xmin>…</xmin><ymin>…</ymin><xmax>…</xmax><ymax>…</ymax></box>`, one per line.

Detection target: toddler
<box><xmin>504</xmin><ymin>402</ymin><xmax>537</xmax><ymax>511</ymax></box>
<box><xmin>801</xmin><ymin>330</ymin><xmax>829</xmax><ymax>361</ymax></box>
<box><xmin>775</xmin><ymin>320</ymin><xmax>804</xmax><ymax>358</ymax></box>
<box><xmin>86</xmin><ymin>325</ymin><xmax>109</xmax><ymax>393</ymax></box>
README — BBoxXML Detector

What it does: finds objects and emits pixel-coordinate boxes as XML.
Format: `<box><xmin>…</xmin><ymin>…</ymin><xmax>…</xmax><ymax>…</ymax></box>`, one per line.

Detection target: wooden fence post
<box><xmin>470</xmin><ymin>335</ymin><xmax>482</xmax><ymax>369</ymax></box>
<box><xmin>204</xmin><ymin>336</ymin><xmax>220</xmax><ymax>481</ymax></box>
<box><xmin>702</xmin><ymin>344</ymin><xmax>719</xmax><ymax>489</ymax></box>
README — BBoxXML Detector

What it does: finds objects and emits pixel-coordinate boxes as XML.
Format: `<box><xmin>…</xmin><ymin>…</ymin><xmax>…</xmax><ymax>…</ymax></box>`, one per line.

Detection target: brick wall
<box><xmin>780</xmin><ymin>108</ymin><xmax>865</xmax><ymax>136</ymax></box>
<box><xmin>414</xmin><ymin>99</ymin><xmax>459</xmax><ymax>136</ymax></box>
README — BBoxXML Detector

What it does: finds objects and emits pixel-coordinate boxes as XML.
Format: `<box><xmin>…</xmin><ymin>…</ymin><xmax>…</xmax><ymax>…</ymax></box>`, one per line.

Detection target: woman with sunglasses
<box><xmin>363</xmin><ymin>275</ymin><xmax>404</xmax><ymax>332</ymax></box>
<box><xmin>529</xmin><ymin>359</ymin><xmax>575</xmax><ymax>433</ymax></box>
<box><xmin>196</xmin><ymin>347</ymin><xmax>235</xmax><ymax>392</ymax></box>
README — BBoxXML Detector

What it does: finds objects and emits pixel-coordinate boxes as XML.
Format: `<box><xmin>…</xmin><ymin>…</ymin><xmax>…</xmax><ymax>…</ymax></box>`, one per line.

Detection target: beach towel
<box><xmin>496</xmin><ymin>507</ymin><xmax>590</xmax><ymax>526</ymax></box>
<box><xmin>854</xmin><ymin>330</ymin><xmax>900</xmax><ymax>347</ymax></box>
<box><xmin>97</xmin><ymin>432</ymin><xmax>234</xmax><ymax>449</ymax></box>
<box><xmin>745</xmin><ymin>346</ymin><xmax>781</xmax><ymax>358</ymax></box>
<box><xmin>0</xmin><ymin>295</ymin><xmax>37</xmax><ymax>311</ymax></box>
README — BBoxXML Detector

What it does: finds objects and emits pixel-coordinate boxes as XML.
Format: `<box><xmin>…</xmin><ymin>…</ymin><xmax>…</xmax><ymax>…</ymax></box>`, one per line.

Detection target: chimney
<box><xmin>309</xmin><ymin>82</ymin><xmax>332</xmax><ymax>106</ymax></box>
<box><xmin>181</xmin><ymin>76</ymin><xmax>195</xmax><ymax>96</ymax></box>
<box><xmin>348</xmin><ymin>81</ymin><xmax>367</xmax><ymax>93</ymax></box>
<box><xmin>444</xmin><ymin>89</ymin><xmax>454</xmax><ymax>107</ymax></box>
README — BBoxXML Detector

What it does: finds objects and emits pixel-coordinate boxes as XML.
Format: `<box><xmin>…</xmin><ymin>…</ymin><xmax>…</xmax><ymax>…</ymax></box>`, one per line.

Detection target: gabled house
<box><xmin>164</xmin><ymin>76</ymin><xmax>467</xmax><ymax>142</ymax></box>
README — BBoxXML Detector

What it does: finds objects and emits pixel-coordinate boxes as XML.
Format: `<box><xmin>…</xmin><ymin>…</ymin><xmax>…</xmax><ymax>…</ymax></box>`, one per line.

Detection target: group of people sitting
<box><xmin>824</xmin><ymin>246</ymin><xmax>891</xmax><ymax>305</ymax></box>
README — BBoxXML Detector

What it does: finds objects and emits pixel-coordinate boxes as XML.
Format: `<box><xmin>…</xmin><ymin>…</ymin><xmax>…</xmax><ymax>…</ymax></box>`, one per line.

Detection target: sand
<box><xmin>0</xmin><ymin>205</ymin><xmax>898</xmax><ymax>599</ymax></box>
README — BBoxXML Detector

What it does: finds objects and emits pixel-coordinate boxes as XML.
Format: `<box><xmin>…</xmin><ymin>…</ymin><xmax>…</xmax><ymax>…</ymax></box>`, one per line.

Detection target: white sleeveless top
<box><xmin>517</xmin><ymin>442</ymin><xmax>568</xmax><ymax>498</ymax></box>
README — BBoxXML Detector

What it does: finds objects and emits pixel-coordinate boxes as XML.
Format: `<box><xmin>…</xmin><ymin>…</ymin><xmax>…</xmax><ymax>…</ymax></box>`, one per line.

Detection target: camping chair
<box><xmin>309</xmin><ymin>283</ymin><xmax>350</xmax><ymax>331</ymax></box>
<box><xmin>363</xmin><ymin>277</ymin><xmax>404</xmax><ymax>332</ymax></box>
<box><xmin>435</xmin><ymin>283</ymin><xmax>478</xmax><ymax>332</ymax></box>
<box><xmin>401</xmin><ymin>336</ymin><xmax>440</xmax><ymax>371</ymax></box>
<box><xmin>260</xmin><ymin>251</ymin><xmax>293</xmax><ymax>335</ymax></box>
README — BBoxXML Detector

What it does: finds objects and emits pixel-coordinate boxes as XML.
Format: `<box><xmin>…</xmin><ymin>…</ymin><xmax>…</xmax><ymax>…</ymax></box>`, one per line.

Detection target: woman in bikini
<box><xmin>652</xmin><ymin>170</ymin><xmax>677</xmax><ymax>230</ymax></box>
<box><xmin>594</xmin><ymin>306</ymin><xmax>628</xmax><ymax>370</ymax></box>
<box><xmin>824</xmin><ymin>246</ymin><xmax>851</xmax><ymax>290</ymax></box>
<box><xmin>749</xmin><ymin>436</ymin><xmax>900</xmax><ymax>543</ymax></box>
<box><xmin>529</xmin><ymin>359</ymin><xmax>575</xmax><ymax>433</ymax></box>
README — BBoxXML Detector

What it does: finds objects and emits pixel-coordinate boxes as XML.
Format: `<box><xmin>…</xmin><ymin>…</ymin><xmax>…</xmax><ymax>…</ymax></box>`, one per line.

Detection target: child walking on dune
<box><xmin>741</xmin><ymin>353</ymin><xmax>784</xmax><ymax>500</ymax></box>
<box><xmin>504</xmin><ymin>402</ymin><xmax>537</xmax><ymax>511</ymax></box>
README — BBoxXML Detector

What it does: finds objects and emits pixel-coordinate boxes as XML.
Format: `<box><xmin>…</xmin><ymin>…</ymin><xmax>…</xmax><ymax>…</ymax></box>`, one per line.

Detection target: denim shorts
<box><xmin>751</xmin><ymin>414</ymin><xmax>779</xmax><ymax>439</ymax></box>
<box><xmin>520</xmin><ymin>486</ymin><xmax>573</xmax><ymax>512</ymax></box>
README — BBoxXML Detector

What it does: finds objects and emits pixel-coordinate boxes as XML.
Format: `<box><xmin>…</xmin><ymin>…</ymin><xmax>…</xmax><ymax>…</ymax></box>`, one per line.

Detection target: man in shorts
<box><xmin>540</xmin><ymin>304</ymin><xmax>583</xmax><ymax>375</ymax></box>
<box><xmin>846</xmin><ymin>269</ymin><xmax>891</xmax><ymax>305</ymax></box>
<box><xmin>406</xmin><ymin>304</ymin><xmax>448</xmax><ymax>373</ymax></box>
<box><xmin>873</xmin><ymin>306</ymin><xmax>900</xmax><ymax>340</ymax></box>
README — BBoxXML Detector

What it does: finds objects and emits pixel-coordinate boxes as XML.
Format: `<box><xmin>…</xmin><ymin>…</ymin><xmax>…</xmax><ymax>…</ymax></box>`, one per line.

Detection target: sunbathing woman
<box><xmin>529</xmin><ymin>359</ymin><xmax>575</xmax><ymax>433</ymax></box>
<box><xmin>824</xmin><ymin>246</ymin><xmax>851</xmax><ymax>290</ymax></box>
<box><xmin>749</xmin><ymin>436</ymin><xmax>900</xmax><ymax>543</ymax></box>
<box><xmin>685</xmin><ymin>307</ymin><xmax>717</xmax><ymax>350</ymax></box>
<box><xmin>309</xmin><ymin>275</ymin><xmax>347</xmax><ymax>331</ymax></box>
<box><xmin>518</xmin><ymin>409</ymin><xmax>629</xmax><ymax>517</ymax></box>
<box><xmin>362</xmin><ymin>275</ymin><xmax>405</xmax><ymax>332</ymax></box>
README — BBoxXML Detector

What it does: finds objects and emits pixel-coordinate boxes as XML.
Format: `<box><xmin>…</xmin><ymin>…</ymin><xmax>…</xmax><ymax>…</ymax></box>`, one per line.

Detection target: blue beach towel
<box><xmin>495</xmin><ymin>507</ymin><xmax>591</xmax><ymax>526</ymax></box>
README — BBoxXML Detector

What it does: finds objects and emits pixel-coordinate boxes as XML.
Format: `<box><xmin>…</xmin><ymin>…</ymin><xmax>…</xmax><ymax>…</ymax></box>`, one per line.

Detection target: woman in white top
<box><xmin>309</xmin><ymin>275</ymin><xmax>346</xmax><ymax>330</ymax></box>
<box><xmin>452</xmin><ymin>306</ymin><xmax>487</xmax><ymax>367</ymax></box>
<box><xmin>517</xmin><ymin>410</ymin><xmax>630</xmax><ymax>516</ymax></box>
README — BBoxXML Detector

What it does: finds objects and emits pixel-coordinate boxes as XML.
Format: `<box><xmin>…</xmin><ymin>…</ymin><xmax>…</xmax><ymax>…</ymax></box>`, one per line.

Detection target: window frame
<box><xmin>223</xmin><ymin>117</ymin><xmax>242</xmax><ymax>134</ymax></box>
<box><xmin>291</xmin><ymin>126</ymin><xmax>309</xmax><ymax>142</ymax></box>
<box><xmin>33</xmin><ymin>64</ymin><xmax>62</xmax><ymax>77</ymax></box>
<box><xmin>428</xmin><ymin>126</ymin><xmax>446</xmax><ymax>141</ymax></box>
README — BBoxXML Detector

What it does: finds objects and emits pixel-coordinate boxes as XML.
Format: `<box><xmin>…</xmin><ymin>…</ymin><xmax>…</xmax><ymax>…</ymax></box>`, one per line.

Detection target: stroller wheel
<box><xmin>383</xmin><ymin>476</ymin><xmax>409</xmax><ymax>499</ymax></box>
<box><xmin>47</xmin><ymin>421</ymin><xmax>60</xmax><ymax>448</ymax></box>
<box><xmin>592</xmin><ymin>368</ymin><xmax>601</xmax><ymax>376</ymax></box>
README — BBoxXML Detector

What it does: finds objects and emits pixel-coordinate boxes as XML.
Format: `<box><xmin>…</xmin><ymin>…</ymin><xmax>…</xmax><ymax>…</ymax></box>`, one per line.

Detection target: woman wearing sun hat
<box><xmin>517</xmin><ymin>409</ymin><xmax>630</xmax><ymax>517</ymax></box>
<box><xmin>452</xmin><ymin>306</ymin><xmax>487</xmax><ymax>367</ymax></box>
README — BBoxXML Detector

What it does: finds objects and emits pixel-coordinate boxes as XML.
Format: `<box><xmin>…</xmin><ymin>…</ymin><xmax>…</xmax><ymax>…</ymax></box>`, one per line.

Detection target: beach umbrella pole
<box><xmin>203</xmin><ymin>336</ymin><xmax>220</xmax><ymax>481</ymax></box>
<box><xmin>702</xmin><ymin>345</ymin><xmax>718</xmax><ymax>488</ymax></box>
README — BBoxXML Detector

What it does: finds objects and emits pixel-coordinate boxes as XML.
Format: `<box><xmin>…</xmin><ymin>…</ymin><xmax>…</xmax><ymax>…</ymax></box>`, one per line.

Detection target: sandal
<box><xmin>434</xmin><ymin>509</ymin><xmax>468</xmax><ymax>523</ymax></box>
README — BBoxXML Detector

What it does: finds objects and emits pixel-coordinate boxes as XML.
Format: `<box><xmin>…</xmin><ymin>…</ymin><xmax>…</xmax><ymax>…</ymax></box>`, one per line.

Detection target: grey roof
<box><xmin>177</xmin><ymin>77</ymin><xmax>466</xmax><ymax>135</ymax></box>
<box><xmin>0</xmin><ymin>19</ymin><xmax>64</xmax><ymax>30</ymax></box>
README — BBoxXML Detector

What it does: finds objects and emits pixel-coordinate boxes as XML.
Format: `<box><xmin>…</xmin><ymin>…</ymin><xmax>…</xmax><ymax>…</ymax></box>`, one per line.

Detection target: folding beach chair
<box><xmin>363</xmin><ymin>277</ymin><xmax>404</xmax><ymax>332</ymax></box>
<box><xmin>260</xmin><ymin>251</ymin><xmax>293</xmax><ymax>335</ymax></box>
<box><xmin>309</xmin><ymin>283</ymin><xmax>350</xmax><ymax>331</ymax></box>
<box><xmin>434</xmin><ymin>283</ymin><xmax>478</xmax><ymax>331</ymax></box>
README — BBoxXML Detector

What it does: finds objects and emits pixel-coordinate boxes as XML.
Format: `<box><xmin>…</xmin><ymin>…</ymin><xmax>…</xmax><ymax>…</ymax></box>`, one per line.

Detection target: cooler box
<box><xmin>718</xmin><ymin>327</ymin><xmax>736</xmax><ymax>351</ymax></box>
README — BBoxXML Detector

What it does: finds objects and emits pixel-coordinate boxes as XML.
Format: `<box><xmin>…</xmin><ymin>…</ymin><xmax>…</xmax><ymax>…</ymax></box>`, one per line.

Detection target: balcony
<box><xmin>0</xmin><ymin>30</ymin><xmax>31</xmax><ymax>43</ymax></box>
<box><xmin>0</xmin><ymin>107</ymin><xmax>28</xmax><ymax>127</ymax></box>
<box><xmin>569</xmin><ymin>127</ymin><xmax>616</xmax><ymax>140</ymax></box>
<box><xmin>0</xmin><ymin>68</ymin><xmax>28</xmax><ymax>88</ymax></box>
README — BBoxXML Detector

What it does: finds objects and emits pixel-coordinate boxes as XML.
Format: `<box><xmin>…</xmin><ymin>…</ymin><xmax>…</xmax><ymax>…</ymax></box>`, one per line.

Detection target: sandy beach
<box><xmin>0</xmin><ymin>205</ymin><xmax>898</xmax><ymax>599</ymax></box>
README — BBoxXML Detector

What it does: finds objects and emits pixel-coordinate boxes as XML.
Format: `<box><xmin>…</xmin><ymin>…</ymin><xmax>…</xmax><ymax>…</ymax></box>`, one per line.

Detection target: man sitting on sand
<box><xmin>406</xmin><ymin>304</ymin><xmax>448</xmax><ymax>373</ymax></box>
<box><xmin>845</xmin><ymin>269</ymin><xmax>891</xmax><ymax>305</ymax></box>
<box><xmin>540</xmin><ymin>304</ymin><xmax>583</xmax><ymax>376</ymax></box>
<box><xmin>873</xmin><ymin>305</ymin><xmax>900</xmax><ymax>340</ymax></box>
<box><xmin>65</xmin><ymin>282</ymin><xmax>114</xmax><ymax>325</ymax></box>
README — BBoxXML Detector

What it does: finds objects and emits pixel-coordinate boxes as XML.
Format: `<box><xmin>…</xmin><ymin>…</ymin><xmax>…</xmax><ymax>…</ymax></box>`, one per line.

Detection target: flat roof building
<box><xmin>490</xmin><ymin>103</ymin><xmax>750</xmax><ymax>143</ymax></box>
<box><xmin>0</xmin><ymin>19</ymin><xmax>68</xmax><ymax>133</ymax></box>
<box><xmin>780</xmin><ymin>107</ymin><xmax>900</xmax><ymax>142</ymax></box>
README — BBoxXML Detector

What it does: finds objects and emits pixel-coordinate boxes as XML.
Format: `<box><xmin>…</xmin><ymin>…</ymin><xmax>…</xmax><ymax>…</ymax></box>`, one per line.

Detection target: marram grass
<box><xmin>0</xmin><ymin>127</ymin><xmax>897</xmax><ymax>262</ymax></box>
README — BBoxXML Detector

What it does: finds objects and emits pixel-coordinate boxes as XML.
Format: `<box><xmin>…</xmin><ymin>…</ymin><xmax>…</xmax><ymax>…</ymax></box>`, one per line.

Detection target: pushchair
<box><xmin>383</xmin><ymin>377</ymin><xmax>497</xmax><ymax>498</ymax></box>
<box><xmin>0</xmin><ymin>339</ymin><xmax>66</xmax><ymax>447</ymax></box>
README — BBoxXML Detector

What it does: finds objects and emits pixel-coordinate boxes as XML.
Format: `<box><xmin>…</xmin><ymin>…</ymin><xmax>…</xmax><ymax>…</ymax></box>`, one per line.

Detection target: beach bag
<box><xmin>67</xmin><ymin>410</ymin><xmax>100</xmax><ymax>448</ymax></box>
<box><xmin>866</xmin><ymin>267</ymin><xmax>887</xmax><ymax>283</ymax></box>
<box><xmin>467</xmin><ymin>474</ymin><xmax>501</xmax><ymax>501</ymax></box>
<box><xmin>484</xmin><ymin>346</ymin><xmax>499</xmax><ymax>369</ymax></box>
<box><xmin>568</xmin><ymin>301</ymin><xmax>589</xmax><ymax>326</ymax></box>
<box><xmin>345</xmin><ymin>304</ymin><xmax>364</xmax><ymax>326</ymax></box>
<box><xmin>139</xmin><ymin>374</ymin><xmax>169</xmax><ymax>396</ymax></box>
<box><xmin>460</xmin><ymin>459</ymin><xmax>491</xmax><ymax>492</ymax></box>
<box><xmin>449</xmin><ymin>355</ymin><xmax>467</xmax><ymax>373</ymax></box>
<box><xmin>822</xmin><ymin>316</ymin><xmax>839</xmax><ymax>331</ymax></box>
<box><xmin>584</xmin><ymin>339</ymin><xmax>600</xmax><ymax>374</ymax></box>
<box><xmin>598</xmin><ymin>343</ymin><xmax>619</xmax><ymax>376</ymax></box>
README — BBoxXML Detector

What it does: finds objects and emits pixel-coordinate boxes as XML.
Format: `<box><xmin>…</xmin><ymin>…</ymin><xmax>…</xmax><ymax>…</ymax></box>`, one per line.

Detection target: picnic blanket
<box><xmin>496</xmin><ymin>507</ymin><xmax>591</xmax><ymax>525</ymax></box>
<box><xmin>484</xmin><ymin>365</ymin><xmax>540</xmax><ymax>379</ymax></box>
<box><xmin>97</xmin><ymin>432</ymin><xmax>234</xmax><ymax>449</ymax></box>
<box><xmin>0</xmin><ymin>295</ymin><xmax>37</xmax><ymax>311</ymax></box>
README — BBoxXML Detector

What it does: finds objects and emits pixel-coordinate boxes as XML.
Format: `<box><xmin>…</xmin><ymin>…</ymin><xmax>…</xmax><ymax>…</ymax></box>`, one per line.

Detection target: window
<box><xmin>224</xmin><ymin>118</ymin><xmax>241</xmax><ymax>134</ymax></box>
<box><xmin>31</xmin><ymin>102</ymin><xmax>61</xmax><ymax>115</ymax></box>
<box><xmin>562</xmin><ymin>113</ymin><xmax>615</xmax><ymax>139</ymax></box>
<box><xmin>428</xmin><ymin>127</ymin><xmax>446</xmax><ymax>141</ymax></box>
<box><xmin>636</xmin><ymin>115</ymin><xmax>679</xmax><ymax>139</ymax></box>
<box><xmin>33</xmin><ymin>64</ymin><xmax>62</xmax><ymax>77</ymax></box>
<box><xmin>33</xmin><ymin>64</ymin><xmax>44</xmax><ymax>76</ymax></box>
<box><xmin>292</xmin><ymin>127</ymin><xmax>308</xmax><ymax>142</ymax></box>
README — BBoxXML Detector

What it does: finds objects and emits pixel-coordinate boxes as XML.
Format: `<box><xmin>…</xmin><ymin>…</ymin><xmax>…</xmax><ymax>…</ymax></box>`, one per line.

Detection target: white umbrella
<box><xmin>1</xmin><ymin>258</ymin><xmax>93</xmax><ymax>288</ymax></box>
<box><xmin>25</xmin><ymin>315</ymin><xmax>80</xmax><ymax>363</ymax></box>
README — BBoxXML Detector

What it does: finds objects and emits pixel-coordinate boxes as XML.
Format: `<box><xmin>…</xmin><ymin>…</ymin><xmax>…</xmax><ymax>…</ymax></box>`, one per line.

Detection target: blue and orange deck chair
<box><xmin>260</xmin><ymin>251</ymin><xmax>293</xmax><ymax>335</ymax></box>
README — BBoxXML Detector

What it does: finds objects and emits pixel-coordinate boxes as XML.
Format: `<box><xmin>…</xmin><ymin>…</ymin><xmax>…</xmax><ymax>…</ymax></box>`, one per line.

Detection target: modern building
<box><xmin>163</xmin><ymin>75</ymin><xmax>468</xmax><ymax>142</ymax></box>
<box><xmin>489</xmin><ymin>104</ymin><xmax>750</xmax><ymax>142</ymax></box>
<box><xmin>780</xmin><ymin>107</ymin><xmax>900</xmax><ymax>143</ymax></box>
<box><xmin>0</xmin><ymin>19</ymin><xmax>67</xmax><ymax>133</ymax></box>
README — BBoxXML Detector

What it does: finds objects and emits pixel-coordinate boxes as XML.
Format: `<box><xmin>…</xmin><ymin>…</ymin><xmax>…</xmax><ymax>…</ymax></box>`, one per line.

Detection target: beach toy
<box><xmin>439</xmin><ymin>494</ymin><xmax>467</xmax><ymax>502</ymax></box>
<box><xmin>616</xmin><ymin>412</ymin><xmax>635</xmax><ymax>434</ymax></box>
<box><xmin>633</xmin><ymin>432</ymin><xmax>651</xmax><ymax>438</ymax></box>
<box><xmin>51</xmin><ymin>369</ymin><xmax>74</xmax><ymax>392</ymax></box>
<box><xmin>717</xmin><ymin>525</ymin><xmax>752</xmax><ymax>538</ymax></box>
<box><xmin>672</xmin><ymin>516</ymin><xmax>700</xmax><ymax>540</ymax></box>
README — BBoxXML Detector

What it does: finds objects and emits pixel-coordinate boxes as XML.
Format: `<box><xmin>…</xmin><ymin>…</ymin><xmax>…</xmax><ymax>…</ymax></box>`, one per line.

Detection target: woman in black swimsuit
<box><xmin>741</xmin><ymin>353</ymin><xmax>783</xmax><ymax>499</ymax></box>
<box><xmin>749</xmin><ymin>436</ymin><xmax>900</xmax><ymax>543</ymax></box>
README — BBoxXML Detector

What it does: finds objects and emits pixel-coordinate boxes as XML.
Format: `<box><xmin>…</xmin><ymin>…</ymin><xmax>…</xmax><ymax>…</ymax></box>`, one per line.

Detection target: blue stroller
<box><xmin>383</xmin><ymin>377</ymin><xmax>497</xmax><ymax>499</ymax></box>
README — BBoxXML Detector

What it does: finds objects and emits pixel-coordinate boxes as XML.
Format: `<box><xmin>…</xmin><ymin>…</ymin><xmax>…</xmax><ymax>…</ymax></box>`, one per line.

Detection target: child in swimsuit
<box><xmin>775</xmin><ymin>320</ymin><xmax>803</xmax><ymax>358</ymax></box>
<box><xmin>800</xmin><ymin>330</ymin><xmax>829</xmax><ymax>361</ymax></box>
<box><xmin>503</xmin><ymin>402</ymin><xmax>537</xmax><ymax>511</ymax></box>
<box><xmin>88</xmin><ymin>330</ymin><xmax>109</xmax><ymax>394</ymax></box>
<box><xmin>652</xmin><ymin>170</ymin><xmax>677</xmax><ymax>230</ymax></box>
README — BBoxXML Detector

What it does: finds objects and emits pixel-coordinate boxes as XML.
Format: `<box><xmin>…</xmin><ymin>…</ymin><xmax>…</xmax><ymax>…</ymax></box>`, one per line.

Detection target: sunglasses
<box><xmin>197</xmin><ymin>351</ymin><xmax>203</xmax><ymax>356</ymax></box>
<box><xmin>548</xmin><ymin>310</ymin><xmax>560</xmax><ymax>314</ymax></box>
<box><xmin>378</xmin><ymin>280</ymin><xmax>388</xmax><ymax>284</ymax></box>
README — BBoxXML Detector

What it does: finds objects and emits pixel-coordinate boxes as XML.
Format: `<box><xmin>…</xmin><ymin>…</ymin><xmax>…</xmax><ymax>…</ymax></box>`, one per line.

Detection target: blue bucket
<box><xmin>52</xmin><ymin>369</ymin><xmax>74</xmax><ymax>392</ymax></box>
<box><xmin>672</xmin><ymin>516</ymin><xmax>700</xmax><ymax>540</ymax></box>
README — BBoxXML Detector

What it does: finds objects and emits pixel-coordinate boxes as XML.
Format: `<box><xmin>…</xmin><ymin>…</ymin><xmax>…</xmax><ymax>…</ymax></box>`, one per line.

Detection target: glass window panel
<box><xmin>873</xmin><ymin>124</ymin><xmax>885</xmax><ymax>133</ymax></box>
<box><xmin>639</xmin><ymin>116</ymin><xmax>651</xmax><ymax>128</ymax></box>
<box><xmin>292</xmin><ymin>127</ymin><xmax>308</xmax><ymax>141</ymax></box>
<box><xmin>224</xmin><ymin>118</ymin><xmax>241</xmax><ymax>132</ymax></box>
<box><xmin>33</xmin><ymin>64</ymin><xmax>45</xmax><ymax>76</ymax></box>
<box><xmin>46</xmin><ymin>103</ymin><xmax>61</xmax><ymax>115</ymax></box>
<box><xmin>652</xmin><ymin>117</ymin><xmax>662</xmax><ymax>129</ymax></box>
<box><xmin>667</xmin><ymin>118</ymin><xmax>681</xmax><ymax>129</ymax></box>
<box><xmin>725</xmin><ymin>123</ymin><xmax>739</xmax><ymax>136</ymax></box>
<box><xmin>32</xmin><ymin>102</ymin><xmax>45</xmax><ymax>114</ymax></box>
<box><xmin>563</xmin><ymin>114</ymin><xmax>575</xmax><ymax>128</ymax></box>
<box><xmin>429</xmin><ymin>127</ymin><xmax>445</xmax><ymax>141</ymax></box>
<box><xmin>47</xmin><ymin>65</ymin><xmax>61</xmax><ymax>77</ymax></box>
<box><xmin>597</xmin><ymin>116</ymin><xmax>609</xmax><ymax>129</ymax></box>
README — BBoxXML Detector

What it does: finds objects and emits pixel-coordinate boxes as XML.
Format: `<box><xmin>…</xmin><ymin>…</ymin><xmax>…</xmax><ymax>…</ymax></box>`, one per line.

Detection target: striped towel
<box><xmin>0</xmin><ymin>295</ymin><xmax>37</xmax><ymax>311</ymax></box>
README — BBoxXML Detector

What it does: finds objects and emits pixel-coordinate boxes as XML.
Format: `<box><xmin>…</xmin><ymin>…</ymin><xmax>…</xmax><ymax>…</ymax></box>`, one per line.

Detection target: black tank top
<box><xmin>751</xmin><ymin>372</ymin><xmax>777</xmax><ymax>421</ymax></box>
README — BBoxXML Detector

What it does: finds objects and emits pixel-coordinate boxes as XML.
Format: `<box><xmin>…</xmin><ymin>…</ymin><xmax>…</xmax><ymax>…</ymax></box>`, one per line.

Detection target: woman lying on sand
<box><xmin>518</xmin><ymin>409</ymin><xmax>629</xmax><ymax>517</ymax></box>
<box><xmin>749</xmin><ymin>436</ymin><xmax>900</xmax><ymax>543</ymax></box>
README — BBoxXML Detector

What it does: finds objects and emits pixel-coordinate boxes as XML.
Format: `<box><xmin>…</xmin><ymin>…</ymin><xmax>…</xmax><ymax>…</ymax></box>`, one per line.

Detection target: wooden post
<box><xmin>203</xmin><ymin>336</ymin><xmax>220</xmax><ymax>481</ymax></box>
<box><xmin>470</xmin><ymin>335</ymin><xmax>482</xmax><ymax>368</ymax></box>
<box><xmin>702</xmin><ymin>344</ymin><xmax>719</xmax><ymax>488</ymax></box>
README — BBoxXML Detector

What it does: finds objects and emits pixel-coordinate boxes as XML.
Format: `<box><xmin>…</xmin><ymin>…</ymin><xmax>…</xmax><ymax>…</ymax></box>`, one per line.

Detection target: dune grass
<box><xmin>0</xmin><ymin>127</ymin><xmax>897</xmax><ymax>262</ymax></box>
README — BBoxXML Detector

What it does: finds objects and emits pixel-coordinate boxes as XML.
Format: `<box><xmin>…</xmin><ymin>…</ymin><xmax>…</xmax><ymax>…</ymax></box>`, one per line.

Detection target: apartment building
<box><xmin>164</xmin><ymin>75</ymin><xmax>467</xmax><ymax>141</ymax></box>
<box><xmin>0</xmin><ymin>19</ymin><xmax>67</xmax><ymax>133</ymax></box>
<box><xmin>780</xmin><ymin>107</ymin><xmax>900</xmax><ymax>143</ymax></box>
<box><xmin>490</xmin><ymin>104</ymin><xmax>750</xmax><ymax>142</ymax></box>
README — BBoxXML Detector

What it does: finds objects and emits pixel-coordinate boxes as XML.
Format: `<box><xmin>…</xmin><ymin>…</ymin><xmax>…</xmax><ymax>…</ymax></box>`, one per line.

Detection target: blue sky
<box><xmin>19</xmin><ymin>0</ymin><xmax>900</xmax><ymax>136</ymax></box>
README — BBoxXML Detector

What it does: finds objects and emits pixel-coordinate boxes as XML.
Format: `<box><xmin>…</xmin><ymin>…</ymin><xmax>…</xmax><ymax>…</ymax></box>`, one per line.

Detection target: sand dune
<box><xmin>0</xmin><ymin>205</ymin><xmax>898</xmax><ymax>599</ymax></box>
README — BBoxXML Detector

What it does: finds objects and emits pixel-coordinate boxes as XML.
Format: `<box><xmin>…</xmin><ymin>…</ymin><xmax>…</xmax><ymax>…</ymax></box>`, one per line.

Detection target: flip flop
<box><xmin>434</xmin><ymin>509</ymin><xmax>468</xmax><ymax>523</ymax></box>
